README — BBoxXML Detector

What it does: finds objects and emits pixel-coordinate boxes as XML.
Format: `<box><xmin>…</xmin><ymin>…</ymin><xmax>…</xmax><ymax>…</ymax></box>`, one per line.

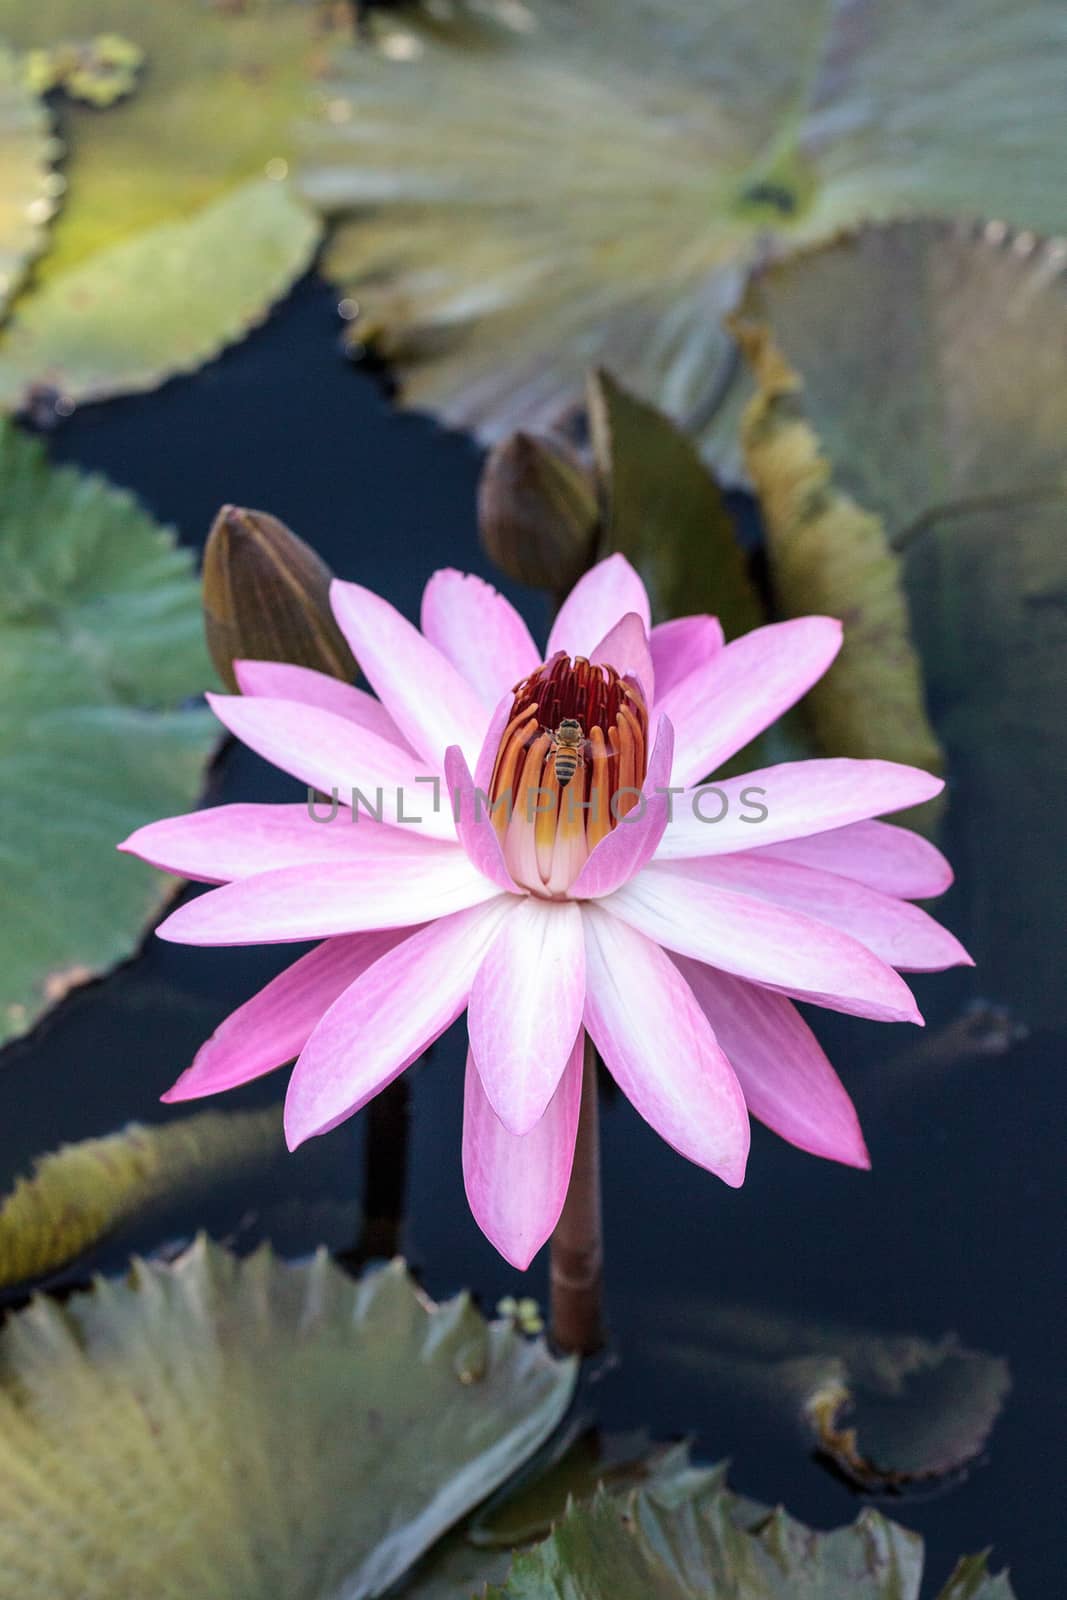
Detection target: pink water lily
<box><xmin>120</xmin><ymin>556</ymin><xmax>970</xmax><ymax>1268</ymax></box>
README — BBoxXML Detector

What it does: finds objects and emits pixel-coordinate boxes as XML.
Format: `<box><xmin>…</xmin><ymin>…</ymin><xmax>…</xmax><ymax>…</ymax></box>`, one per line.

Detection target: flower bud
<box><xmin>478</xmin><ymin>431</ymin><xmax>599</xmax><ymax>594</ymax></box>
<box><xmin>202</xmin><ymin>505</ymin><xmax>357</xmax><ymax>691</ymax></box>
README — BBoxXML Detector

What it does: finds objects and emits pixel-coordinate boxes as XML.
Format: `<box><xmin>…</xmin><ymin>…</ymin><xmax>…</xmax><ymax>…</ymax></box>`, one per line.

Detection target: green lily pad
<box><xmin>0</xmin><ymin>1107</ymin><xmax>284</xmax><ymax>1293</ymax></box>
<box><xmin>0</xmin><ymin>178</ymin><xmax>321</xmax><ymax>413</ymax></box>
<box><xmin>0</xmin><ymin>0</ymin><xmax>335</xmax><ymax>406</ymax></box>
<box><xmin>0</xmin><ymin>46</ymin><xmax>59</xmax><ymax>318</ymax></box>
<box><xmin>0</xmin><ymin>1237</ymin><xmax>576</xmax><ymax>1598</ymax></box>
<box><xmin>0</xmin><ymin>421</ymin><xmax>219</xmax><ymax>1045</ymax></box>
<box><xmin>300</xmin><ymin>0</ymin><xmax>1067</xmax><ymax>450</ymax></box>
<box><xmin>733</xmin><ymin>319</ymin><xmax>943</xmax><ymax>778</ymax></box>
<box><xmin>588</xmin><ymin>370</ymin><xmax>763</xmax><ymax>637</ymax></box>
<box><xmin>723</xmin><ymin>220</ymin><xmax>1067</xmax><ymax>1025</ymax></box>
<box><xmin>488</xmin><ymin>1476</ymin><xmax>1015</xmax><ymax>1599</ymax></box>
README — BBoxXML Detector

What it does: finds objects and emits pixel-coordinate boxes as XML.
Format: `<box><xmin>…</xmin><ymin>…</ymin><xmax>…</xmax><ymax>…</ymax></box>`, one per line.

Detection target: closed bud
<box><xmin>478</xmin><ymin>431</ymin><xmax>599</xmax><ymax>594</ymax></box>
<box><xmin>202</xmin><ymin>505</ymin><xmax>357</xmax><ymax>691</ymax></box>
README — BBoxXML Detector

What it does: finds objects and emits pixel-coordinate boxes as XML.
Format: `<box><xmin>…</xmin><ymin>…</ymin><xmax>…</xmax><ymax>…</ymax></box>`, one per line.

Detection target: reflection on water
<box><xmin>4</xmin><ymin>282</ymin><xmax>1061</xmax><ymax>1593</ymax></box>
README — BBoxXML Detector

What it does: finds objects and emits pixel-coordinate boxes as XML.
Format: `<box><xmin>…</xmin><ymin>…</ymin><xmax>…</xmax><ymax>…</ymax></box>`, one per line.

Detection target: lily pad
<box><xmin>588</xmin><ymin>370</ymin><xmax>763</xmax><ymax>637</ymax></box>
<box><xmin>0</xmin><ymin>1237</ymin><xmax>576</xmax><ymax>1598</ymax></box>
<box><xmin>733</xmin><ymin>320</ymin><xmax>943</xmax><ymax>777</ymax></box>
<box><xmin>489</xmin><ymin>1476</ymin><xmax>1014</xmax><ymax>1599</ymax></box>
<box><xmin>0</xmin><ymin>46</ymin><xmax>59</xmax><ymax>318</ymax></box>
<box><xmin>301</xmin><ymin>0</ymin><xmax>1067</xmax><ymax>450</ymax></box>
<box><xmin>723</xmin><ymin>221</ymin><xmax>1067</xmax><ymax>1024</ymax></box>
<box><xmin>0</xmin><ymin>178</ymin><xmax>321</xmax><ymax>413</ymax></box>
<box><xmin>0</xmin><ymin>1107</ymin><xmax>284</xmax><ymax>1293</ymax></box>
<box><xmin>0</xmin><ymin>422</ymin><xmax>219</xmax><ymax>1045</ymax></box>
<box><xmin>0</xmin><ymin>0</ymin><xmax>335</xmax><ymax>407</ymax></box>
<box><xmin>658</xmin><ymin>1302</ymin><xmax>1010</xmax><ymax>1494</ymax></box>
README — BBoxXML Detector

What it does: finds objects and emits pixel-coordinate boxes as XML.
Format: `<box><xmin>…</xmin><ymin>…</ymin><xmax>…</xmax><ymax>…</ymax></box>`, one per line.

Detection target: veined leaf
<box><xmin>0</xmin><ymin>0</ymin><xmax>337</xmax><ymax>405</ymax></box>
<box><xmin>0</xmin><ymin>1237</ymin><xmax>576</xmax><ymax>1597</ymax></box>
<box><xmin>0</xmin><ymin>179</ymin><xmax>321</xmax><ymax>413</ymax></box>
<box><xmin>488</xmin><ymin>1475</ymin><xmax>1015</xmax><ymax>1599</ymax></box>
<box><xmin>722</xmin><ymin>220</ymin><xmax>1067</xmax><ymax>1024</ymax></box>
<box><xmin>0</xmin><ymin>422</ymin><xmax>219</xmax><ymax>1044</ymax></box>
<box><xmin>299</xmin><ymin>0</ymin><xmax>1067</xmax><ymax>451</ymax></box>
<box><xmin>734</xmin><ymin>319</ymin><xmax>942</xmax><ymax>775</ymax></box>
<box><xmin>0</xmin><ymin>1107</ymin><xmax>284</xmax><ymax>1292</ymax></box>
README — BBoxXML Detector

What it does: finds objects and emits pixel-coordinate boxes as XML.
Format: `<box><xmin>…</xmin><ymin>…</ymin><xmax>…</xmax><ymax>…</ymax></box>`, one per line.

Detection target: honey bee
<box><xmin>548</xmin><ymin>718</ymin><xmax>584</xmax><ymax>789</ymax></box>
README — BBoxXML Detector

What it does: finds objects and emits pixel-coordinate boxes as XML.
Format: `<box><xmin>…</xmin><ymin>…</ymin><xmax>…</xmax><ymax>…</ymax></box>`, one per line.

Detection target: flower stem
<box><xmin>341</xmin><ymin>1074</ymin><xmax>411</xmax><ymax>1270</ymax></box>
<box><xmin>549</xmin><ymin>1036</ymin><xmax>605</xmax><ymax>1355</ymax></box>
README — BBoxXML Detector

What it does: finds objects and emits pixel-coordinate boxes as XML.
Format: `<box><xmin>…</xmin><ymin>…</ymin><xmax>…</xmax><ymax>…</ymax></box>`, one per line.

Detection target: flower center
<box><xmin>489</xmin><ymin>652</ymin><xmax>649</xmax><ymax>896</ymax></box>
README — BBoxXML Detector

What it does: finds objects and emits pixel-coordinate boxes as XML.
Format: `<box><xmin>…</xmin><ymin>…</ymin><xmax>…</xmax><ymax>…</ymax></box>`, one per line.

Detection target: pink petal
<box><xmin>462</xmin><ymin>1034</ymin><xmax>583</xmax><ymax>1271</ymax></box>
<box><xmin>285</xmin><ymin>899</ymin><xmax>512</xmax><ymax>1147</ymax></box>
<box><xmin>155</xmin><ymin>851</ymin><xmax>504</xmax><ymax>946</ymax></box>
<box><xmin>658</xmin><ymin>617</ymin><xmax>843</xmax><ymax>789</ymax></box>
<box><xmin>445</xmin><ymin>739</ymin><xmax>519</xmax><ymax>894</ymax></box>
<box><xmin>650</xmin><ymin>616</ymin><xmax>724</xmax><ymax>702</ymax></box>
<box><xmin>569</xmin><ymin>716</ymin><xmax>675</xmax><ymax>900</ymax></box>
<box><xmin>468</xmin><ymin>897</ymin><xmax>585</xmax><ymax>1136</ymax></box>
<box><xmin>234</xmin><ymin>659</ymin><xmax>413</xmax><ymax>751</ymax></box>
<box><xmin>674</xmin><ymin>956</ymin><xmax>869</xmax><ymax>1169</ymax></box>
<box><xmin>748</xmin><ymin>819</ymin><xmax>954</xmax><ymax>900</ymax></box>
<box><xmin>654</xmin><ymin>759</ymin><xmax>945</xmax><ymax>860</ymax></box>
<box><xmin>590</xmin><ymin>612</ymin><xmax>654</xmax><ymax>706</ymax></box>
<box><xmin>205</xmin><ymin>692</ymin><xmax>456</xmax><ymax>839</ymax></box>
<box><xmin>675</xmin><ymin>855</ymin><xmax>972</xmax><ymax>973</ymax></box>
<box><xmin>120</xmin><ymin>802</ymin><xmax>456</xmax><ymax>884</ymax></box>
<box><xmin>330</xmin><ymin>579</ymin><xmax>490</xmax><ymax>768</ymax></box>
<box><xmin>604</xmin><ymin>865</ymin><xmax>922</xmax><ymax>1024</ymax></box>
<box><xmin>162</xmin><ymin>929</ymin><xmax>413</xmax><ymax>1101</ymax></box>
<box><xmin>581</xmin><ymin>905</ymin><xmax>750</xmax><ymax>1185</ymax></box>
<box><xmin>420</xmin><ymin>569</ymin><xmax>540</xmax><ymax>706</ymax></box>
<box><xmin>546</xmin><ymin>554</ymin><xmax>651</xmax><ymax>661</ymax></box>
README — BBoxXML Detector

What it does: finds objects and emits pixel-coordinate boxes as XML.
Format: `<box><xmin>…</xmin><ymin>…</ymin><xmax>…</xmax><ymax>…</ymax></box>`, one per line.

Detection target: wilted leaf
<box><xmin>0</xmin><ymin>422</ymin><xmax>219</xmax><ymax>1045</ymax></box>
<box><xmin>301</xmin><ymin>0</ymin><xmax>1067</xmax><ymax>452</ymax></box>
<box><xmin>659</xmin><ymin>1303</ymin><xmax>1010</xmax><ymax>1494</ymax></box>
<box><xmin>0</xmin><ymin>179</ymin><xmax>320</xmax><ymax>413</ymax></box>
<box><xmin>588</xmin><ymin>370</ymin><xmax>763</xmax><ymax>637</ymax></box>
<box><xmin>0</xmin><ymin>46</ymin><xmax>59</xmax><ymax>318</ymax></box>
<box><xmin>489</xmin><ymin>1475</ymin><xmax>1014</xmax><ymax>1600</ymax></box>
<box><xmin>733</xmin><ymin>320</ymin><xmax>942</xmax><ymax>777</ymax></box>
<box><xmin>0</xmin><ymin>1237</ymin><xmax>576</xmax><ymax>1598</ymax></box>
<box><xmin>723</xmin><ymin>220</ymin><xmax>1067</xmax><ymax>1024</ymax></box>
<box><xmin>0</xmin><ymin>1108</ymin><xmax>283</xmax><ymax>1293</ymax></box>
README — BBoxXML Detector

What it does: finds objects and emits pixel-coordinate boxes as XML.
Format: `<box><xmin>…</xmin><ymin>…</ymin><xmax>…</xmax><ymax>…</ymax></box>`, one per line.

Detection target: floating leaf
<box><xmin>0</xmin><ymin>1237</ymin><xmax>576</xmax><ymax>1598</ymax></box>
<box><xmin>658</xmin><ymin>1302</ymin><xmax>1010</xmax><ymax>1494</ymax></box>
<box><xmin>0</xmin><ymin>0</ymin><xmax>334</xmax><ymax>278</ymax></box>
<box><xmin>588</xmin><ymin>370</ymin><xmax>763</xmax><ymax>636</ymax></box>
<box><xmin>0</xmin><ymin>1108</ymin><xmax>283</xmax><ymax>1293</ymax></box>
<box><xmin>0</xmin><ymin>179</ymin><xmax>321</xmax><ymax>413</ymax></box>
<box><xmin>0</xmin><ymin>422</ymin><xmax>219</xmax><ymax>1044</ymax></box>
<box><xmin>489</xmin><ymin>1475</ymin><xmax>1014</xmax><ymax>1599</ymax></box>
<box><xmin>301</xmin><ymin>0</ymin><xmax>1067</xmax><ymax>451</ymax></box>
<box><xmin>723</xmin><ymin>220</ymin><xmax>1067</xmax><ymax>1024</ymax></box>
<box><xmin>0</xmin><ymin>46</ymin><xmax>59</xmax><ymax>318</ymax></box>
<box><xmin>733</xmin><ymin>320</ymin><xmax>942</xmax><ymax>776</ymax></box>
<box><xmin>0</xmin><ymin>0</ymin><xmax>338</xmax><ymax>404</ymax></box>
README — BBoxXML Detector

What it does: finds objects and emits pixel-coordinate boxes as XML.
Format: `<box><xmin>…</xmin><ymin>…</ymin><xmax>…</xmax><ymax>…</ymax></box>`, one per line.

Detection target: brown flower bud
<box><xmin>202</xmin><ymin>505</ymin><xmax>357</xmax><ymax>692</ymax></box>
<box><xmin>478</xmin><ymin>431</ymin><xmax>599</xmax><ymax>595</ymax></box>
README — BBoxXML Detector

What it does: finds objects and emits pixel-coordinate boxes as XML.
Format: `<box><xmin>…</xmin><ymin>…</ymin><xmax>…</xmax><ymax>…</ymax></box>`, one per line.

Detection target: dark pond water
<box><xmin>7</xmin><ymin>280</ymin><xmax>1064</xmax><ymax>1593</ymax></box>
